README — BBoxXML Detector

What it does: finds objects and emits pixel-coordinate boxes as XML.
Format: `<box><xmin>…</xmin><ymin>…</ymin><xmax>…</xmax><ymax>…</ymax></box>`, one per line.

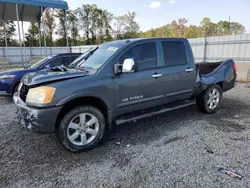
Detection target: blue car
<box><xmin>0</xmin><ymin>53</ymin><xmax>81</xmax><ymax>96</ymax></box>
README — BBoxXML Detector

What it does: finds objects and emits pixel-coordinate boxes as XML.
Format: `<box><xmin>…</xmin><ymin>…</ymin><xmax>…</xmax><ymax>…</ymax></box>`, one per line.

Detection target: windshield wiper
<box><xmin>82</xmin><ymin>46</ymin><xmax>99</xmax><ymax>61</ymax></box>
<box><xmin>69</xmin><ymin>47</ymin><xmax>99</xmax><ymax>69</ymax></box>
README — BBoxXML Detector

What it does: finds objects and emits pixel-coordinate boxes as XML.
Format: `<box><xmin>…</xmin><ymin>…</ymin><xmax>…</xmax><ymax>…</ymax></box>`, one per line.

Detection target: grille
<box><xmin>20</xmin><ymin>84</ymin><xmax>29</xmax><ymax>102</ymax></box>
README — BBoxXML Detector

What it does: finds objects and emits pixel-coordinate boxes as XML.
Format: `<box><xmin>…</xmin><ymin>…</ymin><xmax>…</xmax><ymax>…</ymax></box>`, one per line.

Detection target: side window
<box><xmin>161</xmin><ymin>41</ymin><xmax>187</xmax><ymax>67</ymax></box>
<box><xmin>120</xmin><ymin>42</ymin><xmax>157</xmax><ymax>71</ymax></box>
<box><xmin>47</xmin><ymin>58</ymin><xmax>64</xmax><ymax>67</ymax></box>
<box><xmin>63</xmin><ymin>57</ymin><xmax>72</xmax><ymax>67</ymax></box>
<box><xmin>71</xmin><ymin>56</ymin><xmax>79</xmax><ymax>62</ymax></box>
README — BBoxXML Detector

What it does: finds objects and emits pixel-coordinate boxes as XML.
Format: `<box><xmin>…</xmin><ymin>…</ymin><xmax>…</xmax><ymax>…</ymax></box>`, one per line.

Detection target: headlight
<box><xmin>26</xmin><ymin>86</ymin><xmax>56</xmax><ymax>104</ymax></box>
<box><xmin>0</xmin><ymin>75</ymin><xmax>16</xmax><ymax>80</ymax></box>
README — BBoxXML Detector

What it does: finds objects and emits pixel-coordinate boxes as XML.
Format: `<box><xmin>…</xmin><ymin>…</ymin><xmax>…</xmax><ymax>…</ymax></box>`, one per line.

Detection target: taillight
<box><xmin>232</xmin><ymin>63</ymin><xmax>236</xmax><ymax>73</ymax></box>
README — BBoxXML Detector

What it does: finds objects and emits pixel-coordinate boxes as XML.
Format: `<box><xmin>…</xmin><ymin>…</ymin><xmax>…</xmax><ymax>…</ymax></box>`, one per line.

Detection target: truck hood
<box><xmin>22</xmin><ymin>68</ymin><xmax>92</xmax><ymax>86</ymax></box>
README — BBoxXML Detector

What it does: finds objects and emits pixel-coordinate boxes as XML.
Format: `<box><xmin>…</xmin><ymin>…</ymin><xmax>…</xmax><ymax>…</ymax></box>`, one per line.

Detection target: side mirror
<box><xmin>114</xmin><ymin>63</ymin><xmax>122</xmax><ymax>75</ymax></box>
<box><xmin>122</xmin><ymin>58</ymin><xmax>135</xmax><ymax>73</ymax></box>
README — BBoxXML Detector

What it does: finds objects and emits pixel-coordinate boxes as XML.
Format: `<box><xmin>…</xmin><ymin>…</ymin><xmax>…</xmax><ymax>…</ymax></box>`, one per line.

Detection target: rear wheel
<box><xmin>196</xmin><ymin>85</ymin><xmax>223</xmax><ymax>114</ymax></box>
<box><xmin>57</xmin><ymin>105</ymin><xmax>106</xmax><ymax>153</ymax></box>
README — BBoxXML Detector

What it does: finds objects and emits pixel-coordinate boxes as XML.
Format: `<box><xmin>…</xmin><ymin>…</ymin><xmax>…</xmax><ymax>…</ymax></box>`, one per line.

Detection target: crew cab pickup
<box><xmin>14</xmin><ymin>38</ymin><xmax>237</xmax><ymax>152</ymax></box>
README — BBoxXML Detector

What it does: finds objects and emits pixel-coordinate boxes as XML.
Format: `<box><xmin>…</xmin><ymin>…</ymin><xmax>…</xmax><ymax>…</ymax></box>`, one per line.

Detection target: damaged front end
<box><xmin>13</xmin><ymin>93</ymin><xmax>62</xmax><ymax>134</ymax></box>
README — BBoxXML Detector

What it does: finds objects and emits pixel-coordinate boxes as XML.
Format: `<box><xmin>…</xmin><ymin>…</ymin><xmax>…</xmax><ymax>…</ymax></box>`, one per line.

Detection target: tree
<box><xmin>77</xmin><ymin>4</ymin><xmax>93</xmax><ymax>44</ymax></box>
<box><xmin>200</xmin><ymin>17</ymin><xmax>217</xmax><ymax>37</ymax></box>
<box><xmin>124</xmin><ymin>11</ymin><xmax>140</xmax><ymax>38</ymax></box>
<box><xmin>98</xmin><ymin>9</ymin><xmax>113</xmax><ymax>43</ymax></box>
<box><xmin>44</xmin><ymin>8</ymin><xmax>55</xmax><ymax>46</ymax></box>
<box><xmin>184</xmin><ymin>25</ymin><xmax>199</xmax><ymax>38</ymax></box>
<box><xmin>113</xmin><ymin>11</ymin><xmax>139</xmax><ymax>39</ymax></box>
<box><xmin>76</xmin><ymin>4</ymin><xmax>114</xmax><ymax>44</ymax></box>
<box><xmin>138</xmin><ymin>25</ymin><xmax>171</xmax><ymax>38</ymax></box>
<box><xmin>55</xmin><ymin>9</ymin><xmax>67</xmax><ymax>46</ymax></box>
<box><xmin>170</xmin><ymin>20</ymin><xmax>179</xmax><ymax>37</ymax></box>
<box><xmin>68</xmin><ymin>9</ymin><xmax>79</xmax><ymax>46</ymax></box>
<box><xmin>114</xmin><ymin>15</ymin><xmax>128</xmax><ymax>39</ymax></box>
<box><xmin>217</xmin><ymin>21</ymin><xmax>245</xmax><ymax>35</ymax></box>
<box><xmin>25</xmin><ymin>23</ymin><xmax>39</xmax><ymax>46</ymax></box>
<box><xmin>177</xmin><ymin>18</ymin><xmax>188</xmax><ymax>37</ymax></box>
<box><xmin>230</xmin><ymin>22</ymin><xmax>245</xmax><ymax>35</ymax></box>
<box><xmin>0</xmin><ymin>21</ymin><xmax>16</xmax><ymax>46</ymax></box>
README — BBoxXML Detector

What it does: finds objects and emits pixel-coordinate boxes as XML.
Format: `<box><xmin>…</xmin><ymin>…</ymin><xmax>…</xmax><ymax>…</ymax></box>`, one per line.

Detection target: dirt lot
<box><xmin>0</xmin><ymin>83</ymin><xmax>250</xmax><ymax>188</ymax></box>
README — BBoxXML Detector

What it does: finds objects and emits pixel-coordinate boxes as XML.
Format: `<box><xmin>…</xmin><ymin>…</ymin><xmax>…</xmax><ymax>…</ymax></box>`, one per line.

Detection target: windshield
<box><xmin>70</xmin><ymin>54</ymin><xmax>85</xmax><ymax>67</ymax></box>
<box><xmin>69</xmin><ymin>48</ymin><xmax>96</xmax><ymax>68</ymax></box>
<box><xmin>29</xmin><ymin>56</ymin><xmax>54</xmax><ymax>69</ymax></box>
<box><xmin>79</xmin><ymin>42</ymin><xmax>123</xmax><ymax>70</ymax></box>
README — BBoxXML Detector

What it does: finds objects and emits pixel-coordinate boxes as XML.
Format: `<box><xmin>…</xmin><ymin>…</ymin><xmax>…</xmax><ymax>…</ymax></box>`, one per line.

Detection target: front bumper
<box><xmin>13</xmin><ymin>93</ymin><xmax>62</xmax><ymax>134</ymax></box>
<box><xmin>0</xmin><ymin>80</ymin><xmax>12</xmax><ymax>95</ymax></box>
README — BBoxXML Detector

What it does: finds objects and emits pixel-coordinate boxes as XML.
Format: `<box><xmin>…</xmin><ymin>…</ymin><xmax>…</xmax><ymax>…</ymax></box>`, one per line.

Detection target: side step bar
<box><xmin>115</xmin><ymin>101</ymin><xmax>196</xmax><ymax>125</ymax></box>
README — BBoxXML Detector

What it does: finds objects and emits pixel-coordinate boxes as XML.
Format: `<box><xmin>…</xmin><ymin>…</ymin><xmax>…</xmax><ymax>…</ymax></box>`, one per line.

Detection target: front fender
<box><xmin>56</xmin><ymin>91</ymin><xmax>111</xmax><ymax>110</ymax></box>
<box><xmin>55</xmin><ymin>91</ymin><xmax>114</xmax><ymax>129</ymax></box>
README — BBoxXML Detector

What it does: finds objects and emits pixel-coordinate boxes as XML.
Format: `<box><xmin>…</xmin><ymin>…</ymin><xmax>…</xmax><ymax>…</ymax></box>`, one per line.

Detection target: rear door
<box><xmin>113</xmin><ymin>41</ymin><xmax>164</xmax><ymax>115</ymax></box>
<box><xmin>160</xmin><ymin>40</ymin><xmax>196</xmax><ymax>103</ymax></box>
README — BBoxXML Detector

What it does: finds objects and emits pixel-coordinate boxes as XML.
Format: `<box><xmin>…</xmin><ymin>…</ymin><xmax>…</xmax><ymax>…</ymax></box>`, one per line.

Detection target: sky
<box><xmin>18</xmin><ymin>0</ymin><xmax>250</xmax><ymax>39</ymax></box>
<box><xmin>68</xmin><ymin>0</ymin><xmax>250</xmax><ymax>32</ymax></box>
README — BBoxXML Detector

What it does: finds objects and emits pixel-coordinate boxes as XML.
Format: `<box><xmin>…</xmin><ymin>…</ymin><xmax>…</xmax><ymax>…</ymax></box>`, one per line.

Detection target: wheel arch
<box><xmin>56</xmin><ymin>95</ymin><xmax>112</xmax><ymax>131</ymax></box>
<box><xmin>11</xmin><ymin>79</ymin><xmax>21</xmax><ymax>94</ymax></box>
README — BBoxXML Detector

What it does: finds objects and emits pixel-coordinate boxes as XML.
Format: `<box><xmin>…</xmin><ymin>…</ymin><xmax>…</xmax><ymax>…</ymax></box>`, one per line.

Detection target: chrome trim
<box><xmin>185</xmin><ymin>68</ymin><xmax>194</xmax><ymax>72</ymax></box>
<box><xmin>152</xmin><ymin>74</ymin><xmax>163</xmax><ymax>78</ymax></box>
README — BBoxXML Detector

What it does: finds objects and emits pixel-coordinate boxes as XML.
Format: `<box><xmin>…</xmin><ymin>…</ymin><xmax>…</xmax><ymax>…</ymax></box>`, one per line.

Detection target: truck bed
<box><xmin>196</xmin><ymin>61</ymin><xmax>223</xmax><ymax>75</ymax></box>
<box><xmin>193</xmin><ymin>59</ymin><xmax>237</xmax><ymax>96</ymax></box>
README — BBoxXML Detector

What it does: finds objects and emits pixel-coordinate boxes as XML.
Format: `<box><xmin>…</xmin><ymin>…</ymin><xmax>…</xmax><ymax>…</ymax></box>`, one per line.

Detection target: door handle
<box><xmin>152</xmin><ymin>74</ymin><xmax>162</xmax><ymax>78</ymax></box>
<box><xmin>185</xmin><ymin>68</ymin><xmax>194</xmax><ymax>72</ymax></box>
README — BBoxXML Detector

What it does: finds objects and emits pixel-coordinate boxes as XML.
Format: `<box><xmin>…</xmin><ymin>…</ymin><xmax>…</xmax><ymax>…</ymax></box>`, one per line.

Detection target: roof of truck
<box><xmin>104</xmin><ymin>37</ymin><xmax>188</xmax><ymax>46</ymax></box>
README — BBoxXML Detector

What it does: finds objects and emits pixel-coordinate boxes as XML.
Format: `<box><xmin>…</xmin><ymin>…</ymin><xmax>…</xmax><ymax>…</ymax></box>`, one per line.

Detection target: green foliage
<box><xmin>55</xmin><ymin>9</ymin><xmax>67</xmax><ymax>46</ymax></box>
<box><xmin>54</xmin><ymin>37</ymin><xmax>67</xmax><ymax>47</ymax></box>
<box><xmin>68</xmin><ymin>9</ymin><xmax>79</xmax><ymax>46</ymax></box>
<box><xmin>114</xmin><ymin>11</ymin><xmax>140</xmax><ymax>39</ymax></box>
<box><xmin>18</xmin><ymin>5</ymin><xmax>247</xmax><ymax>47</ymax></box>
<box><xmin>76</xmin><ymin>4</ymin><xmax>114</xmax><ymax>45</ymax></box>
<box><xmin>0</xmin><ymin>21</ymin><xmax>16</xmax><ymax>46</ymax></box>
<box><xmin>25</xmin><ymin>23</ymin><xmax>39</xmax><ymax>46</ymax></box>
<box><xmin>44</xmin><ymin>8</ymin><xmax>55</xmax><ymax>46</ymax></box>
<box><xmin>140</xmin><ymin>17</ymin><xmax>246</xmax><ymax>39</ymax></box>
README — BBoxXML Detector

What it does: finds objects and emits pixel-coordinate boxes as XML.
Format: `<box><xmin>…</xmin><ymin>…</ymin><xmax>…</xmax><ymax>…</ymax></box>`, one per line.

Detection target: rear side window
<box><xmin>120</xmin><ymin>42</ymin><xmax>157</xmax><ymax>71</ymax></box>
<box><xmin>63</xmin><ymin>57</ymin><xmax>72</xmax><ymax>67</ymax></box>
<box><xmin>161</xmin><ymin>41</ymin><xmax>187</xmax><ymax>67</ymax></box>
<box><xmin>47</xmin><ymin>58</ymin><xmax>64</xmax><ymax>67</ymax></box>
<box><xmin>71</xmin><ymin>56</ymin><xmax>79</xmax><ymax>62</ymax></box>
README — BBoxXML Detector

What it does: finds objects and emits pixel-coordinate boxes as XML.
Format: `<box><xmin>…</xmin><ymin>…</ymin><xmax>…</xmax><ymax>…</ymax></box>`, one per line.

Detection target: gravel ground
<box><xmin>0</xmin><ymin>83</ymin><xmax>250</xmax><ymax>188</ymax></box>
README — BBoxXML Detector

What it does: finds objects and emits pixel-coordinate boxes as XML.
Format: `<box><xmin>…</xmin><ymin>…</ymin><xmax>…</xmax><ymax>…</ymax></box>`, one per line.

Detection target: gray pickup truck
<box><xmin>14</xmin><ymin>38</ymin><xmax>237</xmax><ymax>152</ymax></box>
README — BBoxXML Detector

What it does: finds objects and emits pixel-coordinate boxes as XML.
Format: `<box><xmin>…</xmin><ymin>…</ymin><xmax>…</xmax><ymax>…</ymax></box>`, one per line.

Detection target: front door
<box><xmin>113</xmin><ymin>41</ymin><xmax>164</xmax><ymax>116</ymax></box>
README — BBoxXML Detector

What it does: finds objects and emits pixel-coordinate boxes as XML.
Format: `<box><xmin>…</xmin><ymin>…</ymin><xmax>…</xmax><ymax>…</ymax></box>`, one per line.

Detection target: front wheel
<box><xmin>57</xmin><ymin>105</ymin><xmax>106</xmax><ymax>153</ymax></box>
<box><xmin>196</xmin><ymin>85</ymin><xmax>223</xmax><ymax>114</ymax></box>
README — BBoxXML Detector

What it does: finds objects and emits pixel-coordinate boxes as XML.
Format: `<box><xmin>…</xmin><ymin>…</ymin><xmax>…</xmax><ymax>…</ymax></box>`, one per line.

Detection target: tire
<box><xmin>12</xmin><ymin>82</ymin><xmax>20</xmax><ymax>96</ymax></box>
<box><xmin>196</xmin><ymin>85</ymin><xmax>223</xmax><ymax>114</ymax></box>
<box><xmin>57</xmin><ymin>105</ymin><xmax>106</xmax><ymax>153</ymax></box>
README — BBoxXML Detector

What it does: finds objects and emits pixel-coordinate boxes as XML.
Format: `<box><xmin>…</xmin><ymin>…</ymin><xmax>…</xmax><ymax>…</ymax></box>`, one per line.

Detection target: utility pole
<box><xmin>203</xmin><ymin>27</ymin><xmax>208</xmax><ymax>63</ymax></box>
<box><xmin>228</xmin><ymin>16</ymin><xmax>231</xmax><ymax>35</ymax></box>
